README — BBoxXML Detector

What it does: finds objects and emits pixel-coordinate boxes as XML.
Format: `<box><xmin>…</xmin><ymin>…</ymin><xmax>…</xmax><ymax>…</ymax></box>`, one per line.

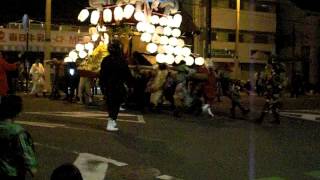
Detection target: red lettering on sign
<box><xmin>19</xmin><ymin>34</ymin><xmax>26</xmax><ymax>42</ymax></box>
<box><xmin>0</xmin><ymin>31</ymin><xmax>5</xmax><ymax>42</ymax></box>
<box><xmin>9</xmin><ymin>33</ymin><xmax>18</xmax><ymax>41</ymax></box>
<box><xmin>69</xmin><ymin>36</ymin><xmax>78</xmax><ymax>44</ymax></box>
<box><xmin>37</xmin><ymin>33</ymin><xmax>45</xmax><ymax>42</ymax></box>
<box><xmin>29</xmin><ymin>34</ymin><xmax>35</xmax><ymax>42</ymax></box>
<box><xmin>54</xmin><ymin>35</ymin><xmax>64</xmax><ymax>43</ymax></box>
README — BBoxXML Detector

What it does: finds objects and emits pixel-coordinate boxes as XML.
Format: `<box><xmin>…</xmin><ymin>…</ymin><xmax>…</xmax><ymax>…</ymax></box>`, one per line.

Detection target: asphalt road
<box><xmin>14</xmin><ymin>94</ymin><xmax>320</xmax><ymax>180</ymax></box>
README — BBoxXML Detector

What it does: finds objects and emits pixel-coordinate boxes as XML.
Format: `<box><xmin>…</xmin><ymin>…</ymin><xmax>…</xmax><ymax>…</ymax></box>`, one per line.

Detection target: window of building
<box><xmin>254</xmin><ymin>34</ymin><xmax>269</xmax><ymax>44</ymax></box>
<box><xmin>228</xmin><ymin>33</ymin><xmax>244</xmax><ymax>42</ymax></box>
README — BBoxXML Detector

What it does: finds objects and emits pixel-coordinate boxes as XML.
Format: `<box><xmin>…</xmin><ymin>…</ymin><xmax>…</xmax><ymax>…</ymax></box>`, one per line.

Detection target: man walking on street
<box><xmin>99</xmin><ymin>40</ymin><xmax>132</xmax><ymax>131</ymax></box>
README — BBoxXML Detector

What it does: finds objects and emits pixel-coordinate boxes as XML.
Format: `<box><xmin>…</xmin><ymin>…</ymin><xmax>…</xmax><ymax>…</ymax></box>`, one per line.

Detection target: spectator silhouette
<box><xmin>51</xmin><ymin>163</ymin><xmax>83</xmax><ymax>180</ymax></box>
<box><xmin>0</xmin><ymin>95</ymin><xmax>37</xmax><ymax>179</ymax></box>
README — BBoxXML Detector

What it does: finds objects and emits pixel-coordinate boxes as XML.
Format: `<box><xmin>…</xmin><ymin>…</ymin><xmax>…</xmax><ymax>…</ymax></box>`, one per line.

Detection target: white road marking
<box><xmin>280</xmin><ymin>112</ymin><xmax>320</xmax><ymax>123</ymax></box>
<box><xmin>157</xmin><ymin>174</ymin><xmax>175</xmax><ymax>180</ymax></box>
<box><xmin>24</xmin><ymin>111</ymin><xmax>146</xmax><ymax>124</ymax></box>
<box><xmin>73</xmin><ymin>153</ymin><xmax>127</xmax><ymax>180</ymax></box>
<box><xmin>16</xmin><ymin>121</ymin><xmax>66</xmax><ymax>128</ymax></box>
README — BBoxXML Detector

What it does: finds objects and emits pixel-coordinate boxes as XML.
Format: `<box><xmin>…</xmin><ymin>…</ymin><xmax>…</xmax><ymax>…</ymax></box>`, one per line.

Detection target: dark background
<box><xmin>0</xmin><ymin>0</ymin><xmax>319</xmax><ymax>26</ymax></box>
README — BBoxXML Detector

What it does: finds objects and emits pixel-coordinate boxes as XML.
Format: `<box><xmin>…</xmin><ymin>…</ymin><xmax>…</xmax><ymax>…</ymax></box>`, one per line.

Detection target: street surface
<box><xmin>15</xmin><ymin>94</ymin><xmax>320</xmax><ymax>180</ymax></box>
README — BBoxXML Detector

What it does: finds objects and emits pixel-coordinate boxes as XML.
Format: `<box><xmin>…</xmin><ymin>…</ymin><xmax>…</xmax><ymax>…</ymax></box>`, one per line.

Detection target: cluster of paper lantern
<box><xmin>136</xmin><ymin>13</ymin><xmax>204</xmax><ymax>66</ymax></box>
<box><xmin>75</xmin><ymin>2</ymin><xmax>204</xmax><ymax>66</ymax></box>
<box><xmin>64</xmin><ymin>41</ymin><xmax>96</xmax><ymax>62</ymax></box>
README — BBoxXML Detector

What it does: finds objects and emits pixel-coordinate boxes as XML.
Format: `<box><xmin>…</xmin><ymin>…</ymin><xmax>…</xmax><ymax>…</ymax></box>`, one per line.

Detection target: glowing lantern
<box><xmin>173</xmin><ymin>14</ymin><xmax>182</xmax><ymax>28</ymax></box>
<box><xmin>114</xmin><ymin>6</ymin><xmax>124</xmax><ymax>21</ymax></box>
<box><xmin>78</xmin><ymin>9</ymin><xmax>90</xmax><ymax>22</ymax></box>
<box><xmin>97</xmin><ymin>25</ymin><xmax>106</xmax><ymax>32</ymax></box>
<box><xmin>195</xmin><ymin>57</ymin><xmax>205</xmax><ymax>66</ymax></box>
<box><xmin>64</xmin><ymin>56</ymin><xmax>73</xmax><ymax>63</ymax></box>
<box><xmin>90</xmin><ymin>10</ymin><xmax>100</xmax><ymax>25</ymax></box>
<box><xmin>136</xmin><ymin>22</ymin><xmax>146</xmax><ymax>32</ymax></box>
<box><xmin>124</xmin><ymin>4</ymin><xmax>135</xmax><ymax>19</ymax></box>
<box><xmin>169</xmin><ymin>37</ymin><xmax>178</xmax><ymax>46</ymax></box>
<box><xmin>141</xmin><ymin>32</ymin><xmax>152</xmax><ymax>42</ymax></box>
<box><xmin>163</xmin><ymin>26</ymin><xmax>172</xmax><ymax>36</ymax></box>
<box><xmin>146</xmin><ymin>43</ymin><xmax>158</xmax><ymax>53</ymax></box>
<box><xmin>91</xmin><ymin>33</ymin><xmax>99</xmax><ymax>42</ymax></box>
<box><xmin>157</xmin><ymin>45</ymin><xmax>166</xmax><ymax>54</ymax></box>
<box><xmin>152</xmin><ymin>34</ymin><xmax>161</xmax><ymax>44</ymax></box>
<box><xmin>166</xmin><ymin>16</ymin><xmax>175</xmax><ymax>27</ymax></box>
<box><xmin>174</xmin><ymin>46</ymin><xmax>183</xmax><ymax>56</ymax></box>
<box><xmin>75</xmin><ymin>44</ymin><xmax>84</xmax><ymax>52</ymax></box>
<box><xmin>85</xmin><ymin>42</ymin><xmax>94</xmax><ymax>51</ymax></box>
<box><xmin>155</xmin><ymin>26</ymin><xmax>164</xmax><ymax>35</ymax></box>
<box><xmin>151</xmin><ymin>15</ymin><xmax>160</xmax><ymax>25</ymax></box>
<box><xmin>159</xmin><ymin>17</ymin><xmax>168</xmax><ymax>26</ymax></box>
<box><xmin>164</xmin><ymin>45</ymin><xmax>174</xmax><ymax>55</ymax></box>
<box><xmin>166</xmin><ymin>54</ymin><xmax>175</xmax><ymax>64</ymax></box>
<box><xmin>103</xmin><ymin>9</ymin><xmax>112</xmax><ymax>22</ymax></box>
<box><xmin>69</xmin><ymin>50</ymin><xmax>78</xmax><ymax>61</ymax></box>
<box><xmin>185</xmin><ymin>56</ymin><xmax>194</xmax><ymax>66</ymax></box>
<box><xmin>175</xmin><ymin>55</ymin><xmax>184</xmax><ymax>64</ymax></box>
<box><xmin>182</xmin><ymin>47</ymin><xmax>191</xmax><ymax>57</ymax></box>
<box><xmin>177</xmin><ymin>39</ymin><xmax>185</xmax><ymax>47</ymax></box>
<box><xmin>146</xmin><ymin>24</ymin><xmax>156</xmax><ymax>34</ymax></box>
<box><xmin>79</xmin><ymin>50</ymin><xmax>88</xmax><ymax>59</ymax></box>
<box><xmin>134</xmin><ymin>11</ymin><xmax>145</xmax><ymax>21</ymax></box>
<box><xmin>171</xmin><ymin>29</ymin><xmax>181</xmax><ymax>37</ymax></box>
<box><xmin>156</xmin><ymin>53</ymin><xmax>166</xmax><ymax>63</ymax></box>
<box><xmin>160</xmin><ymin>36</ymin><xmax>169</xmax><ymax>45</ymax></box>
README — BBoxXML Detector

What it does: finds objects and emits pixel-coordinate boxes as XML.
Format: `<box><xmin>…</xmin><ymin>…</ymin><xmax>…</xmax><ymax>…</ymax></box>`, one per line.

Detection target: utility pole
<box><xmin>234</xmin><ymin>0</ymin><xmax>241</xmax><ymax>79</ymax></box>
<box><xmin>44</xmin><ymin>0</ymin><xmax>52</xmax><ymax>92</ymax></box>
<box><xmin>205</xmin><ymin>0</ymin><xmax>212</xmax><ymax>59</ymax></box>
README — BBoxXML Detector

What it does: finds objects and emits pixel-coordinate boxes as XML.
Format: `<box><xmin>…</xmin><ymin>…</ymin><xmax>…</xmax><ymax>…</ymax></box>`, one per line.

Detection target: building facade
<box><xmin>184</xmin><ymin>0</ymin><xmax>277</xmax><ymax>80</ymax></box>
<box><xmin>277</xmin><ymin>0</ymin><xmax>320</xmax><ymax>88</ymax></box>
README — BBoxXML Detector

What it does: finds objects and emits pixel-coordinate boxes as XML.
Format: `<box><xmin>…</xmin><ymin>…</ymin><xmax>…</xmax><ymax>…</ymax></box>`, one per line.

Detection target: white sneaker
<box><xmin>207</xmin><ymin>107</ymin><xmax>214</xmax><ymax>118</ymax></box>
<box><xmin>106</xmin><ymin>119</ymin><xmax>119</xmax><ymax>131</ymax></box>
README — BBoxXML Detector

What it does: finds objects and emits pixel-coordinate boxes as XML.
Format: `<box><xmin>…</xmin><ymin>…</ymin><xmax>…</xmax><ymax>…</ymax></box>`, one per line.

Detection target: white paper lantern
<box><xmin>134</xmin><ymin>11</ymin><xmax>145</xmax><ymax>21</ymax></box>
<box><xmin>151</xmin><ymin>15</ymin><xmax>160</xmax><ymax>25</ymax></box>
<box><xmin>164</xmin><ymin>45</ymin><xmax>174</xmax><ymax>54</ymax></box>
<box><xmin>163</xmin><ymin>27</ymin><xmax>172</xmax><ymax>36</ymax></box>
<box><xmin>114</xmin><ymin>6</ymin><xmax>124</xmax><ymax>21</ymax></box>
<box><xmin>185</xmin><ymin>56</ymin><xmax>194</xmax><ymax>66</ymax></box>
<box><xmin>155</xmin><ymin>26</ymin><xmax>164</xmax><ymax>35</ymax></box>
<box><xmin>175</xmin><ymin>55</ymin><xmax>184</xmax><ymax>64</ymax></box>
<box><xmin>64</xmin><ymin>56</ymin><xmax>73</xmax><ymax>63</ymax></box>
<box><xmin>157</xmin><ymin>45</ymin><xmax>166</xmax><ymax>54</ymax></box>
<box><xmin>103</xmin><ymin>33</ymin><xmax>109</xmax><ymax>41</ymax></box>
<box><xmin>169</xmin><ymin>37</ymin><xmax>178</xmax><ymax>46</ymax></box>
<box><xmin>160</xmin><ymin>36</ymin><xmax>169</xmax><ymax>45</ymax></box>
<box><xmin>79</xmin><ymin>50</ymin><xmax>88</xmax><ymax>59</ymax></box>
<box><xmin>195</xmin><ymin>57</ymin><xmax>205</xmax><ymax>66</ymax></box>
<box><xmin>75</xmin><ymin>44</ymin><xmax>84</xmax><ymax>52</ymax></box>
<box><xmin>156</xmin><ymin>53</ymin><xmax>166</xmax><ymax>63</ymax></box>
<box><xmin>182</xmin><ymin>47</ymin><xmax>192</xmax><ymax>57</ymax></box>
<box><xmin>103</xmin><ymin>9</ymin><xmax>112</xmax><ymax>22</ymax></box>
<box><xmin>152</xmin><ymin>34</ymin><xmax>161</xmax><ymax>44</ymax></box>
<box><xmin>85</xmin><ymin>42</ymin><xmax>94</xmax><ymax>51</ymax></box>
<box><xmin>177</xmin><ymin>39</ymin><xmax>185</xmax><ymax>47</ymax></box>
<box><xmin>69</xmin><ymin>51</ymin><xmax>78</xmax><ymax>61</ymax></box>
<box><xmin>78</xmin><ymin>9</ymin><xmax>90</xmax><ymax>22</ymax></box>
<box><xmin>91</xmin><ymin>33</ymin><xmax>99</xmax><ymax>42</ymax></box>
<box><xmin>174</xmin><ymin>46</ymin><xmax>183</xmax><ymax>56</ymax></box>
<box><xmin>141</xmin><ymin>32</ymin><xmax>152</xmax><ymax>42</ymax></box>
<box><xmin>124</xmin><ymin>4</ymin><xmax>135</xmax><ymax>19</ymax></box>
<box><xmin>146</xmin><ymin>24</ymin><xmax>156</xmax><ymax>34</ymax></box>
<box><xmin>173</xmin><ymin>14</ymin><xmax>183</xmax><ymax>28</ymax></box>
<box><xmin>166</xmin><ymin>16</ymin><xmax>175</xmax><ymax>27</ymax></box>
<box><xmin>159</xmin><ymin>17</ymin><xmax>168</xmax><ymax>26</ymax></box>
<box><xmin>136</xmin><ymin>22</ymin><xmax>146</xmax><ymax>32</ymax></box>
<box><xmin>146</xmin><ymin>43</ymin><xmax>158</xmax><ymax>53</ymax></box>
<box><xmin>171</xmin><ymin>29</ymin><xmax>181</xmax><ymax>37</ymax></box>
<box><xmin>90</xmin><ymin>10</ymin><xmax>100</xmax><ymax>25</ymax></box>
<box><xmin>166</xmin><ymin>54</ymin><xmax>175</xmax><ymax>64</ymax></box>
<box><xmin>88</xmin><ymin>49</ymin><xmax>93</xmax><ymax>56</ymax></box>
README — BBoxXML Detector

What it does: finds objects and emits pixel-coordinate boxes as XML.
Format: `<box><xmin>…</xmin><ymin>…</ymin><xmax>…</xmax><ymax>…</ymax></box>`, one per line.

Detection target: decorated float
<box><xmin>64</xmin><ymin>0</ymin><xmax>205</xmax><ymax>77</ymax></box>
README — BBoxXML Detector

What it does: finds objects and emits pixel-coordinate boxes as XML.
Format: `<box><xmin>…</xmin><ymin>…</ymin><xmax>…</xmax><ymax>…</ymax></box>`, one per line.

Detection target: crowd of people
<box><xmin>0</xmin><ymin>42</ymin><xmax>288</xmax><ymax>178</ymax></box>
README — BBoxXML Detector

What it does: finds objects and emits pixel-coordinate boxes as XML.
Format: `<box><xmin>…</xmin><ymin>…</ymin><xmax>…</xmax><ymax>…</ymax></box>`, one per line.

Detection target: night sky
<box><xmin>0</xmin><ymin>0</ymin><xmax>319</xmax><ymax>26</ymax></box>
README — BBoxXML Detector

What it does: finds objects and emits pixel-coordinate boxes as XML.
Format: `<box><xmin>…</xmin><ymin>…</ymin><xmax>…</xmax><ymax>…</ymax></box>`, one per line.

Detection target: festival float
<box><xmin>64</xmin><ymin>0</ymin><xmax>205</xmax><ymax>77</ymax></box>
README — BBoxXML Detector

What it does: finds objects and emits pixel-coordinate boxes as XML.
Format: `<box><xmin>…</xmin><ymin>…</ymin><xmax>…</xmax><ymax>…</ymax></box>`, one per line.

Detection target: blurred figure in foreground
<box><xmin>0</xmin><ymin>95</ymin><xmax>37</xmax><ymax>179</ymax></box>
